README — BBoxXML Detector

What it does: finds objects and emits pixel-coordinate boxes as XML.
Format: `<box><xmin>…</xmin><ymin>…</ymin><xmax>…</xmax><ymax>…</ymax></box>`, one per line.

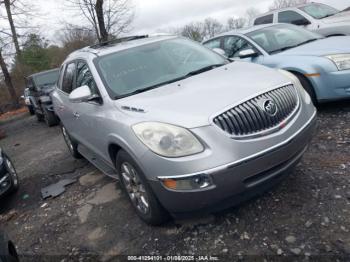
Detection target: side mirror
<box><xmin>69</xmin><ymin>85</ymin><xmax>93</xmax><ymax>103</ymax></box>
<box><xmin>212</xmin><ymin>48</ymin><xmax>227</xmax><ymax>57</ymax></box>
<box><xmin>238</xmin><ymin>49</ymin><xmax>258</xmax><ymax>59</ymax></box>
<box><xmin>28</xmin><ymin>85</ymin><xmax>35</xmax><ymax>91</ymax></box>
<box><xmin>20</xmin><ymin>95</ymin><xmax>25</xmax><ymax>99</ymax></box>
<box><xmin>293</xmin><ymin>19</ymin><xmax>310</xmax><ymax>26</ymax></box>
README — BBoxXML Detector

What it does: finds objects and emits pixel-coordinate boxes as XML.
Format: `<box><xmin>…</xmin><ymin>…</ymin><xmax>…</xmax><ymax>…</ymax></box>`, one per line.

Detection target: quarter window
<box><xmin>76</xmin><ymin>62</ymin><xmax>99</xmax><ymax>95</ymax></box>
<box><xmin>61</xmin><ymin>62</ymin><xmax>76</xmax><ymax>94</ymax></box>
<box><xmin>254</xmin><ymin>14</ymin><xmax>274</xmax><ymax>25</ymax></box>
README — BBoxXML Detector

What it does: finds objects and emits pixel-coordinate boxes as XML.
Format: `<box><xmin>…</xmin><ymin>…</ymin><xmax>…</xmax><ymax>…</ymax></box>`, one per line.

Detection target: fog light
<box><xmin>159</xmin><ymin>174</ymin><xmax>213</xmax><ymax>191</ymax></box>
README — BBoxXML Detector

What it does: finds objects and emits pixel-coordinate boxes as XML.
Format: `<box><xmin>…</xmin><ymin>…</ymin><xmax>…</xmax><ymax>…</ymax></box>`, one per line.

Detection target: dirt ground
<box><xmin>0</xmin><ymin>101</ymin><xmax>349</xmax><ymax>261</ymax></box>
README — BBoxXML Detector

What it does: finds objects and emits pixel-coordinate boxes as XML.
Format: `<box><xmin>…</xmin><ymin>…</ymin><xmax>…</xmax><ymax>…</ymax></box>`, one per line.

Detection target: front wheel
<box><xmin>27</xmin><ymin>105</ymin><xmax>35</xmax><ymax>115</ymax></box>
<box><xmin>43</xmin><ymin>107</ymin><xmax>59</xmax><ymax>127</ymax></box>
<box><xmin>61</xmin><ymin>125</ymin><xmax>82</xmax><ymax>159</ymax></box>
<box><xmin>3</xmin><ymin>155</ymin><xmax>19</xmax><ymax>194</ymax></box>
<box><xmin>293</xmin><ymin>74</ymin><xmax>318</xmax><ymax>106</ymax></box>
<box><xmin>116</xmin><ymin>150</ymin><xmax>169</xmax><ymax>225</ymax></box>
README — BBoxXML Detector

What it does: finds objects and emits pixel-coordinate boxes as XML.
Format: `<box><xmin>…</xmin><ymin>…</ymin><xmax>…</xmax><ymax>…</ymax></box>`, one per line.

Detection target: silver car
<box><xmin>52</xmin><ymin>35</ymin><xmax>317</xmax><ymax>225</ymax></box>
<box><xmin>253</xmin><ymin>2</ymin><xmax>350</xmax><ymax>36</ymax></box>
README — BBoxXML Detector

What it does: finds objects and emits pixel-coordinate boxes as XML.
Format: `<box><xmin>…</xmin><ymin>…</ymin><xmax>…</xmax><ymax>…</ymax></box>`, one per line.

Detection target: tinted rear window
<box><xmin>254</xmin><ymin>14</ymin><xmax>274</xmax><ymax>25</ymax></box>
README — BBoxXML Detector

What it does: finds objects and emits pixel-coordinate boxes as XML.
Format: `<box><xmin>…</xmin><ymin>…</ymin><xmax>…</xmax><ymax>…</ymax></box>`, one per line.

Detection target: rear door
<box><xmin>53</xmin><ymin>62</ymin><xmax>77</xmax><ymax>137</ymax></box>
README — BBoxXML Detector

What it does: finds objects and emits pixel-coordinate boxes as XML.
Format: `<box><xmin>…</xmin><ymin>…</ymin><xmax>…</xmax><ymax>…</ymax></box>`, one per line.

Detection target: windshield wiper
<box><xmin>115</xmin><ymin>64</ymin><xmax>226</xmax><ymax>99</ymax></box>
<box><xmin>184</xmin><ymin>64</ymin><xmax>225</xmax><ymax>77</ymax></box>
<box><xmin>114</xmin><ymin>75</ymin><xmax>190</xmax><ymax>99</ymax></box>
<box><xmin>320</xmin><ymin>13</ymin><xmax>338</xmax><ymax>19</ymax></box>
<box><xmin>270</xmin><ymin>38</ymin><xmax>319</xmax><ymax>54</ymax></box>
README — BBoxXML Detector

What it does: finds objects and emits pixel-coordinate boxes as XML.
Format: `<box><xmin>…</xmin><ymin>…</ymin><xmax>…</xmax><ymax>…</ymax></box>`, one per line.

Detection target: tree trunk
<box><xmin>95</xmin><ymin>0</ymin><xmax>108</xmax><ymax>43</ymax></box>
<box><xmin>0</xmin><ymin>49</ymin><xmax>19</xmax><ymax>109</ymax></box>
<box><xmin>4</xmin><ymin>0</ymin><xmax>21</xmax><ymax>57</ymax></box>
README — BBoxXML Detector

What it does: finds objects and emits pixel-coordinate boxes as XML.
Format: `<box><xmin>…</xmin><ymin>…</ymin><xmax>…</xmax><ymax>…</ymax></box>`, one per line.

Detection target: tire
<box><xmin>3</xmin><ymin>155</ymin><xmax>19</xmax><ymax>194</ymax></box>
<box><xmin>116</xmin><ymin>150</ymin><xmax>169</xmax><ymax>225</ymax></box>
<box><xmin>293</xmin><ymin>73</ymin><xmax>318</xmax><ymax>106</ymax></box>
<box><xmin>61</xmin><ymin>125</ymin><xmax>82</xmax><ymax>159</ymax></box>
<box><xmin>35</xmin><ymin>112</ymin><xmax>44</xmax><ymax>122</ymax></box>
<box><xmin>27</xmin><ymin>105</ymin><xmax>35</xmax><ymax>115</ymax></box>
<box><xmin>43</xmin><ymin>107</ymin><xmax>59</xmax><ymax>127</ymax></box>
<box><xmin>0</xmin><ymin>231</ymin><xmax>19</xmax><ymax>262</ymax></box>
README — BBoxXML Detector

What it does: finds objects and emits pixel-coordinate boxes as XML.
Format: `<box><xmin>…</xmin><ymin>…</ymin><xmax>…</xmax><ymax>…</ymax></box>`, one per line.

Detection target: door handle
<box><xmin>73</xmin><ymin>112</ymin><xmax>80</xmax><ymax>118</ymax></box>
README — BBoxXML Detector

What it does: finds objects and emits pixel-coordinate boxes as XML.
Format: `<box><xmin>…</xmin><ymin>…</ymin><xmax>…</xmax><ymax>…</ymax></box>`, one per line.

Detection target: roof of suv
<box><xmin>254</xmin><ymin>2</ymin><xmax>315</xmax><ymax>19</ymax></box>
<box><xmin>66</xmin><ymin>34</ymin><xmax>177</xmax><ymax>60</ymax></box>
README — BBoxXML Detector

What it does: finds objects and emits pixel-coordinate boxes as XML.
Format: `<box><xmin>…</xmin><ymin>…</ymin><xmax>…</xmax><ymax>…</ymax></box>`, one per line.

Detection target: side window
<box><xmin>203</xmin><ymin>38</ymin><xmax>221</xmax><ymax>49</ymax></box>
<box><xmin>278</xmin><ymin>11</ymin><xmax>309</xmax><ymax>25</ymax></box>
<box><xmin>254</xmin><ymin>14</ymin><xmax>274</xmax><ymax>25</ymax></box>
<box><xmin>76</xmin><ymin>61</ymin><xmax>99</xmax><ymax>96</ymax></box>
<box><xmin>223</xmin><ymin>36</ymin><xmax>255</xmax><ymax>58</ymax></box>
<box><xmin>61</xmin><ymin>62</ymin><xmax>76</xmax><ymax>94</ymax></box>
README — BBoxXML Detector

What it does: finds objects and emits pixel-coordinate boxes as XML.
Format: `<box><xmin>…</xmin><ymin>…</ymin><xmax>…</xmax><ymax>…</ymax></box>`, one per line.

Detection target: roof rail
<box><xmin>89</xmin><ymin>35</ymin><xmax>149</xmax><ymax>49</ymax></box>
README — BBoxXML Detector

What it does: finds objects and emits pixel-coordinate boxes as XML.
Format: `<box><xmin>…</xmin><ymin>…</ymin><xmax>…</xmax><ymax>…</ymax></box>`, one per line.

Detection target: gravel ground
<box><xmin>0</xmin><ymin>101</ymin><xmax>349</xmax><ymax>261</ymax></box>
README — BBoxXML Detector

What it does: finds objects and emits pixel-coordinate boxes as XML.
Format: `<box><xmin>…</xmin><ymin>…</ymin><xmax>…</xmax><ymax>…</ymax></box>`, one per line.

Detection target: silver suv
<box><xmin>52</xmin><ymin>35</ymin><xmax>317</xmax><ymax>225</ymax></box>
<box><xmin>253</xmin><ymin>3</ymin><xmax>350</xmax><ymax>36</ymax></box>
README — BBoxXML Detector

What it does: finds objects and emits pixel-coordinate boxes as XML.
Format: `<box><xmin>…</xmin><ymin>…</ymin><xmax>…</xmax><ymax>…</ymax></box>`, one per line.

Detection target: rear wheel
<box><xmin>43</xmin><ymin>107</ymin><xmax>59</xmax><ymax>127</ymax></box>
<box><xmin>293</xmin><ymin>73</ymin><xmax>318</xmax><ymax>106</ymax></box>
<box><xmin>116</xmin><ymin>150</ymin><xmax>169</xmax><ymax>225</ymax></box>
<box><xmin>61</xmin><ymin>125</ymin><xmax>82</xmax><ymax>159</ymax></box>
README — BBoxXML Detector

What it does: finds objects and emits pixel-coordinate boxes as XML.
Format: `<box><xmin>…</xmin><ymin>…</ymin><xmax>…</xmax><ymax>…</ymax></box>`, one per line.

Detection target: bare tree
<box><xmin>245</xmin><ymin>7</ymin><xmax>261</xmax><ymax>25</ymax></box>
<box><xmin>227</xmin><ymin>17</ymin><xmax>246</xmax><ymax>30</ymax></box>
<box><xmin>269</xmin><ymin>0</ymin><xmax>310</xmax><ymax>11</ymax></box>
<box><xmin>2</xmin><ymin>0</ymin><xmax>21</xmax><ymax>56</ymax></box>
<box><xmin>202</xmin><ymin>18</ymin><xmax>223</xmax><ymax>39</ymax></box>
<box><xmin>0</xmin><ymin>48</ymin><xmax>19</xmax><ymax>108</ymax></box>
<box><xmin>179</xmin><ymin>22</ymin><xmax>205</xmax><ymax>42</ymax></box>
<box><xmin>67</xmin><ymin>0</ymin><xmax>134</xmax><ymax>43</ymax></box>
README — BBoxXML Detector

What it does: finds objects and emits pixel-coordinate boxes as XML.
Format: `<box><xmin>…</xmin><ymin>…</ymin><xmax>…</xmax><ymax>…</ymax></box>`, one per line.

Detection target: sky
<box><xmin>19</xmin><ymin>0</ymin><xmax>350</xmax><ymax>43</ymax></box>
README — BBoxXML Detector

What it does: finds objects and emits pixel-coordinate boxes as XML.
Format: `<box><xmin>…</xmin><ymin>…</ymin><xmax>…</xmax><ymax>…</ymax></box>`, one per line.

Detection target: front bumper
<box><xmin>312</xmin><ymin>69</ymin><xmax>350</xmax><ymax>102</ymax></box>
<box><xmin>149</xmin><ymin>111</ymin><xmax>317</xmax><ymax>215</ymax></box>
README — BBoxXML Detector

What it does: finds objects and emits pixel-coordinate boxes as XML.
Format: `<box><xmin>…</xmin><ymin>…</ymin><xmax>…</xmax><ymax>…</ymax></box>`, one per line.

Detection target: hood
<box><xmin>277</xmin><ymin>36</ymin><xmax>350</xmax><ymax>56</ymax></box>
<box><xmin>115</xmin><ymin>62</ymin><xmax>291</xmax><ymax>128</ymax></box>
<box><xmin>321</xmin><ymin>11</ymin><xmax>350</xmax><ymax>24</ymax></box>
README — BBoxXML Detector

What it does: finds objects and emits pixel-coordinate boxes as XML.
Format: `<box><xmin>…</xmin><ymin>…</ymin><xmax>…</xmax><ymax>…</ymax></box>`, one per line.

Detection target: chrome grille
<box><xmin>213</xmin><ymin>85</ymin><xmax>299</xmax><ymax>138</ymax></box>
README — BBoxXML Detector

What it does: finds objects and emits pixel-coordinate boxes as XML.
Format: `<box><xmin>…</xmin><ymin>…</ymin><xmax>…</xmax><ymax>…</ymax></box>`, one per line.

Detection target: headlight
<box><xmin>132</xmin><ymin>122</ymin><xmax>204</xmax><ymax>157</ymax></box>
<box><xmin>326</xmin><ymin>54</ymin><xmax>350</xmax><ymax>71</ymax></box>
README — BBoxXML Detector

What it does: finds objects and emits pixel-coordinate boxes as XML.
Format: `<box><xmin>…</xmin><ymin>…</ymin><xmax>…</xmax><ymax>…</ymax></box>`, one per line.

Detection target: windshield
<box><xmin>247</xmin><ymin>24</ymin><xmax>322</xmax><ymax>54</ymax></box>
<box><xmin>299</xmin><ymin>3</ymin><xmax>339</xmax><ymax>19</ymax></box>
<box><xmin>33</xmin><ymin>70</ymin><xmax>60</xmax><ymax>88</ymax></box>
<box><xmin>95</xmin><ymin>37</ymin><xmax>227</xmax><ymax>98</ymax></box>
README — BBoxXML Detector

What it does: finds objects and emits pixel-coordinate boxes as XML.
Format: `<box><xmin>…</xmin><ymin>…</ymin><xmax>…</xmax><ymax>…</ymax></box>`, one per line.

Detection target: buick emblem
<box><xmin>262</xmin><ymin>99</ymin><xmax>277</xmax><ymax>116</ymax></box>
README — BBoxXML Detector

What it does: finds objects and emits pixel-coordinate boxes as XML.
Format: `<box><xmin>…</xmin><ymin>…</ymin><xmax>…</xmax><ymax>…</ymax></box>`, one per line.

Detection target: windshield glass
<box><xmin>33</xmin><ymin>70</ymin><xmax>59</xmax><ymax>88</ymax></box>
<box><xmin>299</xmin><ymin>3</ymin><xmax>339</xmax><ymax>19</ymax></box>
<box><xmin>95</xmin><ymin>37</ymin><xmax>226</xmax><ymax>98</ymax></box>
<box><xmin>246</xmin><ymin>24</ymin><xmax>322</xmax><ymax>54</ymax></box>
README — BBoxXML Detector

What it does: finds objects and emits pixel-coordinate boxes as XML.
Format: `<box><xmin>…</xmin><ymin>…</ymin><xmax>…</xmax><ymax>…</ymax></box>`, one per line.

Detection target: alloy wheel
<box><xmin>121</xmin><ymin>162</ymin><xmax>150</xmax><ymax>214</ymax></box>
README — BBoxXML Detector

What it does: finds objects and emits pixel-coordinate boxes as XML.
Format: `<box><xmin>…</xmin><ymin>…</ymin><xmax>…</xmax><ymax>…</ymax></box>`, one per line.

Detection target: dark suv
<box><xmin>26</xmin><ymin>68</ymin><xmax>60</xmax><ymax>126</ymax></box>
